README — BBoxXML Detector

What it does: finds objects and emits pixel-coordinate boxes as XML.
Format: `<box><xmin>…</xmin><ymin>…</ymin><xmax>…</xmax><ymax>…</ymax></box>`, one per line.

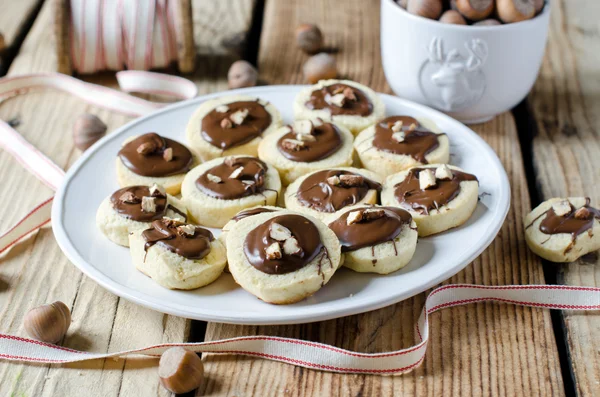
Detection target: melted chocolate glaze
<box><xmin>243</xmin><ymin>214</ymin><xmax>324</xmax><ymax>275</ymax></box>
<box><xmin>373</xmin><ymin>116</ymin><xmax>442</xmax><ymax>163</ymax></box>
<box><xmin>196</xmin><ymin>157</ymin><xmax>268</xmax><ymax>200</ymax></box>
<box><xmin>231</xmin><ymin>207</ymin><xmax>279</xmax><ymax>222</ymax></box>
<box><xmin>394</xmin><ymin>167</ymin><xmax>478</xmax><ymax>215</ymax></box>
<box><xmin>277</xmin><ymin>122</ymin><xmax>342</xmax><ymax>162</ymax></box>
<box><xmin>305</xmin><ymin>83</ymin><xmax>373</xmax><ymax>116</ymax></box>
<box><xmin>296</xmin><ymin>170</ymin><xmax>381</xmax><ymax>213</ymax></box>
<box><xmin>201</xmin><ymin>101</ymin><xmax>272</xmax><ymax>149</ymax></box>
<box><xmin>142</xmin><ymin>220</ymin><xmax>214</xmax><ymax>260</ymax></box>
<box><xmin>118</xmin><ymin>133</ymin><xmax>193</xmax><ymax>177</ymax></box>
<box><xmin>110</xmin><ymin>186</ymin><xmax>167</xmax><ymax>222</ymax></box>
<box><xmin>329</xmin><ymin>207</ymin><xmax>413</xmax><ymax>252</ymax></box>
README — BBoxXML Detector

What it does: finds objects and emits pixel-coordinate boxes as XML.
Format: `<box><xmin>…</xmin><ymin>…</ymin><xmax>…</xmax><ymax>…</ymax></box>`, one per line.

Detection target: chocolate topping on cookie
<box><xmin>276</xmin><ymin>120</ymin><xmax>342</xmax><ymax>162</ymax></box>
<box><xmin>110</xmin><ymin>185</ymin><xmax>183</xmax><ymax>222</ymax></box>
<box><xmin>195</xmin><ymin>157</ymin><xmax>268</xmax><ymax>200</ymax></box>
<box><xmin>372</xmin><ymin>116</ymin><xmax>442</xmax><ymax>163</ymax></box>
<box><xmin>296</xmin><ymin>170</ymin><xmax>381</xmax><ymax>213</ymax></box>
<box><xmin>328</xmin><ymin>207</ymin><xmax>412</xmax><ymax>252</ymax></box>
<box><xmin>231</xmin><ymin>207</ymin><xmax>279</xmax><ymax>222</ymax></box>
<box><xmin>394</xmin><ymin>167</ymin><xmax>478</xmax><ymax>215</ymax></box>
<box><xmin>142</xmin><ymin>219</ymin><xmax>214</xmax><ymax>260</ymax></box>
<box><xmin>305</xmin><ymin>83</ymin><xmax>373</xmax><ymax>116</ymax></box>
<box><xmin>243</xmin><ymin>214</ymin><xmax>324</xmax><ymax>274</ymax></box>
<box><xmin>201</xmin><ymin>101</ymin><xmax>272</xmax><ymax>149</ymax></box>
<box><xmin>118</xmin><ymin>133</ymin><xmax>193</xmax><ymax>177</ymax></box>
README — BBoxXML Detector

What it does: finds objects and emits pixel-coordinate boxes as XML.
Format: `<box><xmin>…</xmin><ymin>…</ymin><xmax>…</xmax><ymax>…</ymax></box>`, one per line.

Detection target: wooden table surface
<box><xmin>0</xmin><ymin>0</ymin><xmax>596</xmax><ymax>395</ymax></box>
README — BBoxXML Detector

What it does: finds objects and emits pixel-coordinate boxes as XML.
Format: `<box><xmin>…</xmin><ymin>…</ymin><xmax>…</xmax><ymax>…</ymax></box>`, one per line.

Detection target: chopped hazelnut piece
<box><xmin>293</xmin><ymin>120</ymin><xmax>314</xmax><ymax>135</ymax></box>
<box><xmin>343</xmin><ymin>87</ymin><xmax>357</xmax><ymax>101</ymax></box>
<box><xmin>230</xmin><ymin>109</ymin><xmax>249</xmax><ymax>125</ymax></box>
<box><xmin>346</xmin><ymin>210</ymin><xmax>364</xmax><ymax>225</ymax></box>
<box><xmin>391</xmin><ymin>131</ymin><xmax>405</xmax><ymax>143</ymax></box>
<box><xmin>141</xmin><ymin>196</ymin><xmax>157</xmax><ymax>213</ymax></box>
<box><xmin>163</xmin><ymin>147</ymin><xmax>173</xmax><ymax>162</ymax></box>
<box><xmin>327</xmin><ymin>175</ymin><xmax>341</xmax><ymax>186</ymax></box>
<box><xmin>296</xmin><ymin>133</ymin><xmax>317</xmax><ymax>142</ymax></box>
<box><xmin>220</xmin><ymin>118</ymin><xmax>233</xmax><ymax>129</ymax></box>
<box><xmin>229</xmin><ymin>166</ymin><xmax>244</xmax><ymax>179</ymax></box>
<box><xmin>206</xmin><ymin>173</ymin><xmax>222</xmax><ymax>183</ymax></box>
<box><xmin>408</xmin><ymin>123</ymin><xmax>417</xmax><ymax>131</ymax></box>
<box><xmin>435</xmin><ymin>165</ymin><xmax>453</xmax><ymax>181</ymax></box>
<box><xmin>391</xmin><ymin>120</ymin><xmax>403</xmax><ymax>133</ymax></box>
<box><xmin>312</xmin><ymin>118</ymin><xmax>324</xmax><ymax>127</ymax></box>
<box><xmin>149</xmin><ymin>184</ymin><xmax>166</xmax><ymax>197</ymax></box>
<box><xmin>339</xmin><ymin>174</ymin><xmax>364</xmax><ymax>187</ymax></box>
<box><xmin>419</xmin><ymin>169</ymin><xmax>437</xmax><ymax>190</ymax></box>
<box><xmin>574</xmin><ymin>207</ymin><xmax>592</xmax><ymax>220</ymax></box>
<box><xmin>223</xmin><ymin>156</ymin><xmax>236</xmax><ymax>167</ymax></box>
<box><xmin>551</xmin><ymin>200</ymin><xmax>572</xmax><ymax>217</ymax></box>
<box><xmin>162</xmin><ymin>217</ymin><xmax>184</xmax><ymax>227</ymax></box>
<box><xmin>326</xmin><ymin>93</ymin><xmax>346</xmax><ymax>107</ymax></box>
<box><xmin>269</xmin><ymin>223</ymin><xmax>292</xmax><ymax>241</ymax></box>
<box><xmin>281</xmin><ymin>138</ymin><xmax>305</xmax><ymax>151</ymax></box>
<box><xmin>283</xmin><ymin>237</ymin><xmax>302</xmax><ymax>256</ymax></box>
<box><xmin>265</xmin><ymin>242</ymin><xmax>282</xmax><ymax>260</ymax></box>
<box><xmin>137</xmin><ymin>142</ymin><xmax>156</xmax><ymax>155</ymax></box>
<box><xmin>215</xmin><ymin>105</ymin><xmax>229</xmax><ymax>113</ymax></box>
<box><xmin>119</xmin><ymin>191</ymin><xmax>140</xmax><ymax>204</ymax></box>
<box><xmin>363</xmin><ymin>208</ymin><xmax>385</xmax><ymax>221</ymax></box>
<box><xmin>177</xmin><ymin>224</ymin><xmax>196</xmax><ymax>236</ymax></box>
<box><xmin>241</xmin><ymin>180</ymin><xmax>255</xmax><ymax>190</ymax></box>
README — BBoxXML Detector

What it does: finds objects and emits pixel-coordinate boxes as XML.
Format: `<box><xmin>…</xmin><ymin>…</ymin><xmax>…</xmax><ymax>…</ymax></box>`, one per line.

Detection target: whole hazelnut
<box><xmin>73</xmin><ymin>114</ymin><xmax>107</xmax><ymax>151</ymax></box>
<box><xmin>303</xmin><ymin>53</ymin><xmax>337</xmax><ymax>84</ymax></box>
<box><xmin>455</xmin><ymin>0</ymin><xmax>494</xmax><ymax>21</ymax></box>
<box><xmin>496</xmin><ymin>0</ymin><xmax>535</xmax><ymax>24</ymax></box>
<box><xmin>407</xmin><ymin>0</ymin><xmax>443</xmax><ymax>20</ymax></box>
<box><xmin>227</xmin><ymin>60</ymin><xmax>258</xmax><ymax>89</ymax></box>
<box><xmin>533</xmin><ymin>0</ymin><xmax>544</xmax><ymax>14</ymax></box>
<box><xmin>473</xmin><ymin>18</ymin><xmax>502</xmax><ymax>26</ymax></box>
<box><xmin>439</xmin><ymin>10</ymin><xmax>467</xmax><ymax>24</ymax></box>
<box><xmin>396</xmin><ymin>0</ymin><xmax>408</xmax><ymax>7</ymax></box>
<box><xmin>24</xmin><ymin>301</ymin><xmax>71</xmax><ymax>344</ymax></box>
<box><xmin>295</xmin><ymin>24</ymin><xmax>323</xmax><ymax>54</ymax></box>
<box><xmin>159</xmin><ymin>347</ymin><xmax>204</xmax><ymax>394</ymax></box>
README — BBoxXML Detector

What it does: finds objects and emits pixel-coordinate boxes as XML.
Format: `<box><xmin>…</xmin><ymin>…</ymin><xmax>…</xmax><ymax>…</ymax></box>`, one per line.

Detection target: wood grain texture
<box><xmin>0</xmin><ymin>0</ymin><xmax>42</xmax><ymax>52</ymax></box>
<box><xmin>0</xmin><ymin>0</ymin><xmax>254</xmax><ymax>396</ymax></box>
<box><xmin>528</xmin><ymin>0</ymin><xmax>600</xmax><ymax>395</ymax></box>
<box><xmin>199</xmin><ymin>1</ymin><xmax>564</xmax><ymax>396</ymax></box>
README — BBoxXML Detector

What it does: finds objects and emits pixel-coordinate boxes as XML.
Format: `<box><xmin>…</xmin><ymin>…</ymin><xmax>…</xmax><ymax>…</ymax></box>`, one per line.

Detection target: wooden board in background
<box><xmin>0</xmin><ymin>0</ymin><xmax>256</xmax><ymax>396</ymax></box>
<box><xmin>529</xmin><ymin>0</ymin><xmax>600</xmax><ymax>395</ymax></box>
<box><xmin>0</xmin><ymin>0</ymin><xmax>42</xmax><ymax>53</ymax></box>
<box><xmin>199</xmin><ymin>0</ymin><xmax>564</xmax><ymax>395</ymax></box>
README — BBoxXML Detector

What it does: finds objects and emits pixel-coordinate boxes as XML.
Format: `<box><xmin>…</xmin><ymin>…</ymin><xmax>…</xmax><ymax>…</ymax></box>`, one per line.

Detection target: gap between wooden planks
<box><xmin>0</xmin><ymin>0</ymin><xmax>255</xmax><ymax>396</ymax></box>
<box><xmin>528</xmin><ymin>0</ymin><xmax>600</xmax><ymax>395</ymax></box>
<box><xmin>198</xmin><ymin>0</ymin><xmax>565</xmax><ymax>396</ymax></box>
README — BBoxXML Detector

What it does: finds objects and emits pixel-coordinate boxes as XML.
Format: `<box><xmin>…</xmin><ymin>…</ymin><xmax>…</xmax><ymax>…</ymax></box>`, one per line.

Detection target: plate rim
<box><xmin>51</xmin><ymin>85</ymin><xmax>511</xmax><ymax>325</ymax></box>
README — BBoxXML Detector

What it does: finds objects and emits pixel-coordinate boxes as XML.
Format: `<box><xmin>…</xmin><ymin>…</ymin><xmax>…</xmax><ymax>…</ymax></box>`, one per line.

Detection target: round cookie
<box><xmin>186</xmin><ymin>95</ymin><xmax>282</xmax><ymax>161</ymax></box>
<box><xmin>129</xmin><ymin>218</ymin><xmax>226</xmax><ymax>290</ymax></box>
<box><xmin>354</xmin><ymin>115</ymin><xmax>450</xmax><ymax>178</ymax></box>
<box><xmin>328</xmin><ymin>205</ymin><xmax>418</xmax><ymax>274</ymax></box>
<box><xmin>524</xmin><ymin>197</ymin><xmax>600</xmax><ymax>263</ymax></box>
<box><xmin>293</xmin><ymin>79</ymin><xmax>385</xmax><ymax>135</ymax></box>
<box><xmin>220</xmin><ymin>205</ymin><xmax>282</xmax><ymax>249</ymax></box>
<box><xmin>181</xmin><ymin>155</ymin><xmax>282</xmax><ymax>228</ymax></box>
<box><xmin>258</xmin><ymin>119</ymin><xmax>355</xmax><ymax>185</ymax></box>
<box><xmin>96</xmin><ymin>184</ymin><xmax>187</xmax><ymax>247</ymax></box>
<box><xmin>381</xmin><ymin>164</ymin><xmax>479</xmax><ymax>237</ymax></box>
<box><xmin>226</xmin><ymin>210</ymin><xmax>342</xmax><ymax>304</ymax></box>
<box><xmin>116</xmin><ymin>132</ymin><xmax>198</xmax><ymax>195</ymax></box>
<box><xmin>284</xmin><ymin>167</ymin><xmax>382</xmax><ymax>222</ymax></box>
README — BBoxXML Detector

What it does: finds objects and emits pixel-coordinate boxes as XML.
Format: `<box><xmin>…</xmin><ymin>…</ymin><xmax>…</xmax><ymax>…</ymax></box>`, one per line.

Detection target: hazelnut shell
<box><xmin>295</xmin><ymin>23</ymin><xmax>323</xmax><ymax>54</ymax></box>
<box><xmin>159</xmin><ymin>347</ymin><xmax>204</xmax><ymax>394</ymax></box>
<box><xmin>227</xmin><ymin>60</ymin><xmax>258</xmax><ymax>89</ymax></box>
<box><xmin>303</xmin><ymin>53</ymin><xmax>337</xmax><ymax>84</ymax></box>
<box><xmin>406</xmin><ymin>0</ymin><xmax>443</xmax><ymax>20</ymax></box>
<box><xmin>24</xmin><ymin>301</ymin><xmax>71</xmax><ymax>344</ymax></box>
<box><xmin>73</xmin><ymin>114</ymin><xmax>107</xmax><ymax>151</ymax></box>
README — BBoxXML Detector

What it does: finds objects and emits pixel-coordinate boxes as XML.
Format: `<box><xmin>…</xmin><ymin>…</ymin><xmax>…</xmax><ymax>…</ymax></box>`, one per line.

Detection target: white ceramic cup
<box><xmin>381</xmin><ymin>0</ymin><xmax>551</xmax><ymax>124</ymax></box>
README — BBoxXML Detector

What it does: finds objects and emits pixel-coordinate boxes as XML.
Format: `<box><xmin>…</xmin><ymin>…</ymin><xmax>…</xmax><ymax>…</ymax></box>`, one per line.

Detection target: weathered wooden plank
<box><xmin>0</xmin><ymin>0</ymin><xmax>42</xmax><ymax>53</ymax></box>
<box><xmin>199</xmin><ymin>0</ymin><xmax>564</xmax><ymax>395</ymax></box>
<box><xmin>528</xmin><ymin>1</ymin><xmax>600</xmax><ymax>395</ymax></box>
<box><xmin>0</xmin><ymin>0</ymin><xmax>256</xmax><ymax>396</ymax></box>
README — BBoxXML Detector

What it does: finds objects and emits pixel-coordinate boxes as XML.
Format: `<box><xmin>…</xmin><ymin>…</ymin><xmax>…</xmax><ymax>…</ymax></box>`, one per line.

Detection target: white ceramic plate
<box><xmin>52</xmin><ymin>85</ymin><xmax>510</xmax><ymax>325</ymax></box>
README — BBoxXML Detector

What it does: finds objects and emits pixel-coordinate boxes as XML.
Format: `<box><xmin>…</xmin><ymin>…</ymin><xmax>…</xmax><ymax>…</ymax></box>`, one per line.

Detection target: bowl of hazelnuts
<box><xmin>381</xmin><ymin>0</ymin><xmax>550</xmax><ymax>123</ymax></box>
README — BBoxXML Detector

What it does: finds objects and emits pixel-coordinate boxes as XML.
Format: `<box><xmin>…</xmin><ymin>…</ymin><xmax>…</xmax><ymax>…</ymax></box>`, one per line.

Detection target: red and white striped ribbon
<box><xmin>0</xmin><ymin>71</ymin><xmax>197</xmax><ymax>255</ymax></box>
<box><xmin>1</xmin><ymin>284</ymin><xmax>598</xmax><ymax>373</ymax></box>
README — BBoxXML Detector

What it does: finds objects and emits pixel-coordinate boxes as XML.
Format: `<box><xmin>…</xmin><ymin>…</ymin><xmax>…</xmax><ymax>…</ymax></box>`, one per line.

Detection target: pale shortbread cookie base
<box><xmin>354</xmin><ymin>118</ymin><xmax>450</xmax><ymax>178</ymax></box>
<box><xmin>284</xmin><ymin>167</ymin><xmax>382</xmax><ymax>223</ymax></box>
<box><xmin>115</xmin><ymin>137</ymin><xmax>200</xmax><ymax>195</ymax></box>
<box><xmin>293</xmin><ymin>80</ymin><xmax>385</xmax><ymax>135</ymax></box>
<box><xmin>381</xmin><ymin>164</ymin><xmax>479</xmax><ymax>237</ymax></box>
<box><xmin>129</xmin><ymin>230</ymin><xmax>226</xmax><ymax>290</ymax></box>
<box><xmin>96</xmin><ymin>194</ymin><xmax>186</xmax><ymax>247</ymax></box>
<box><xmin>331</xmin><ymin>205</ymin><xmax>418</xmax><ymax>274</ymax></box>
<box><xmin>257</xmin><ymin>123</ymin><xmax>355</xmax><ymax>185</ymax></box>
<box><xmin>186</xmin><ymin>95</ymin><xmax>282</xmax><ymax>162</ymax></box>
<box><xmin>181</xmin><ymin>156</ymin><xmax>282</xmax><ymax>228</ymax></box>
<box><xmin>524</xmin><ymin>197</ymin><xmax>600</xmax><ymax>263</ymax></box>
<box><xmin>226</xmin><ymin>210</ymin><xmax>342</xmax><ymax>304</ymax></box>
